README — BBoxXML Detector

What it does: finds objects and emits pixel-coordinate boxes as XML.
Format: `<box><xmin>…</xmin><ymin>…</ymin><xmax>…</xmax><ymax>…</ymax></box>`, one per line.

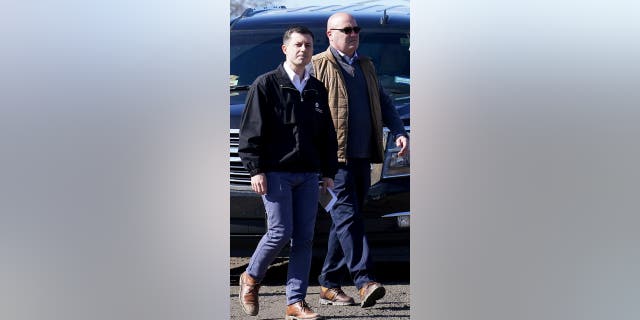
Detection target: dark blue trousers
<box><xmin>318</xmin><ymin>158</ymin><xmax>376</xmax><ymax>290</ymax></box>
<box><xmin>246</xmin><ymin>172</ymin><xmax>319</xmax><ymax>305</ymax></box>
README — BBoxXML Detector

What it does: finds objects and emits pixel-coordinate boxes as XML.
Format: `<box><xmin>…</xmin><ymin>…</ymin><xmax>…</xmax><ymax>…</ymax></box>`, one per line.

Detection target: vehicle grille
<box><xmin>230</xmin><ymin>129</ymin><xmax>251</xmax><ymax>186</ymax></box>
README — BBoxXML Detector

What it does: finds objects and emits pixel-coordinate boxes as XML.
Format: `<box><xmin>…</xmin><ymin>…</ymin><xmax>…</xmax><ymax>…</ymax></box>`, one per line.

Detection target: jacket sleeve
<box><xmin>319</xmin><ymin>86</ymin><xmax>338</xmax><ymax>179</ymax></box>
<box><xmin>238</xmin><ymin>78</ymin><xmax>266</xmax><ymax>176</ymax></box>
<box><xmin>378</xmin><ymin>82</ymin><xmax>408</xmax><ymax>139</ymax></box>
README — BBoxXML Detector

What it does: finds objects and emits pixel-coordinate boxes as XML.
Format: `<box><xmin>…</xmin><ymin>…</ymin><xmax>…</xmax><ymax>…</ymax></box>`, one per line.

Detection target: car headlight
<box><xmin>382</xmin><ymin>130</ymin><xmax>410</xmax><ymax>179</ymax></box>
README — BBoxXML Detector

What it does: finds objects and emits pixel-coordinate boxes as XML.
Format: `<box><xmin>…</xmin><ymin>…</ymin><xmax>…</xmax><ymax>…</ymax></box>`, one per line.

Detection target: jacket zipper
<box><xmin>302</xmin><ymin>88</ymin><xmax>318</xmax><ymax>103</ymax></box>
<box><xmin>280</xmin><ymin>85</ymin><xmax>303</xmax><ymax>102</ymax></box>
<box><xmin>281</xmin><ymin>85</ymin><xmax>318</xmax><ymax>103</ymax></box>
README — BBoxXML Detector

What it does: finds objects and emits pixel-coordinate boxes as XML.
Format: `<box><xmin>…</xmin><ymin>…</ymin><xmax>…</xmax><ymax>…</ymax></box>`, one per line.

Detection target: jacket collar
<box><xmin>330</xmin><ymin>47</ymin><xmax>359</xmax><ymax>65</ymax></box>
<box><xmin>275</xmin><ymin>63</ymin><xmax>296</xmax><ymax>88</ymax></box>
<box><xmin>329</xmin><ymin>47</ymin><xmax>357</xmax><ymax>77</ymax></box>
<box><xmin>323</xmin><ymin>47</ymin><xmax>340</xmax><ymax>67</ymax></box>
<box><xmin>323</xmin><ymin>46</ymin><xmax>370</xmax><ymax>65</ymax></box>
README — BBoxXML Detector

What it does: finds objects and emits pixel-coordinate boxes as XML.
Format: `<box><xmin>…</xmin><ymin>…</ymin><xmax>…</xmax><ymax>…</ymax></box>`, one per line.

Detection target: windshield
<box><xmin>230</xmin><ymin>27</ymin><xmax>410</xmax><ymax>96</ymax></box>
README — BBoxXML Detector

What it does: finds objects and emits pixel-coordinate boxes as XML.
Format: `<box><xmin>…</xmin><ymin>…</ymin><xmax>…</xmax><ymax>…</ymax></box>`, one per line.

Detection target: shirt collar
<box><xmin>335</xmin><ymin>49</ymin><xmax>359</xmax><ymax>65</ymax></box>
<box><xmin>283</xmin><ymin>62</ymin><xmax>310</xmax><ymax>84</ymax></box>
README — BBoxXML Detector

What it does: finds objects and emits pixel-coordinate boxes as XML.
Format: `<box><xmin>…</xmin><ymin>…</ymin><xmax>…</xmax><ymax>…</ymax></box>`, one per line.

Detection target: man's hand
<box><xmin>396</xmin><ymin>135</ymin><xmax>410</xmax><ymax>157</ymax></box>
<box><xmin>251</xmin><ymin>173</ymin><xmax>267</xmax><ymax>195</ymax></box>
<box><xmin>320</xmin><ymin>177</ymin><xmax>334</xmax><ymax>193</ymax></box>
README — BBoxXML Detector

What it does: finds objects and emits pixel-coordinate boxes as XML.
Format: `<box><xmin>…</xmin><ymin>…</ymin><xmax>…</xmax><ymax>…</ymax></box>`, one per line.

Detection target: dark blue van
<box><xmin>230</xmin><ymin>1</ymin><xmax>410</xmax><ymax>261</ymax></box>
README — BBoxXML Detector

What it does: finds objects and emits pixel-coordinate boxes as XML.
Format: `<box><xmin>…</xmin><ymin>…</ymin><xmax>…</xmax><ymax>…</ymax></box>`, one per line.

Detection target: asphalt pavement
<box><xmin>230</xmin><ymin>258</ymin><xmax>410</xmax><ymax>319</ymax></box>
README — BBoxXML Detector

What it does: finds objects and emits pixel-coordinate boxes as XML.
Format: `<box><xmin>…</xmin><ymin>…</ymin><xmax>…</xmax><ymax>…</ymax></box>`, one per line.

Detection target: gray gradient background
<box><xmin>1</xmin><ymin>1</ymin><xmax>639</xmax><ymax>320</ymax></box>
<box><xmin>1</xmin><ymin>1</ymin><xmax>229</xmax><ymax>319</ymax></box>
<box><xmin>411</xmin><ymin>1</ymin><xmax>640</xmax><ymax>320</ymax></box>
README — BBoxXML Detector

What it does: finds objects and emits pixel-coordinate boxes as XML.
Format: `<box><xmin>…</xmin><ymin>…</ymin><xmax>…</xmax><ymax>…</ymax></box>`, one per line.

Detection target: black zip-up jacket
<box><xmin>238</xmin><ymin>63</ymin><xmax>338</xmax><ymax>179</ymax></box>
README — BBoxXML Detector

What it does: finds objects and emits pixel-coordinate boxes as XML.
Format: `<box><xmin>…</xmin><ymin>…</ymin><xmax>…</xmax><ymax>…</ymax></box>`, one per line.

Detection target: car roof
<box><xmin>231</xmin><ymin>1</ymin><xmax>409</xmax><ymax>30</ymax></box>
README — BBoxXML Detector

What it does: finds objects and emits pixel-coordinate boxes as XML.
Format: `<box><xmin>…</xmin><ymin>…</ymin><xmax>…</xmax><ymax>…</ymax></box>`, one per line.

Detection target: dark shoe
<box><xmin>358</xmin><ymin>282</ymin><xmax>386</xmax><ymax>308</ymax></box>
<box><xmin>285</xmin><ymin>300</ymin><xmax>323</xmax><ymax>319</ymax></box>
<box><xmin>319</xmin><ymin>286</ymin><xmax>355</xmax><ymax>306</ymax></box>
<box><xmin>238</xmin><ymin>271</ymin><xmax>260</xmax><ymax>316</ymax></box>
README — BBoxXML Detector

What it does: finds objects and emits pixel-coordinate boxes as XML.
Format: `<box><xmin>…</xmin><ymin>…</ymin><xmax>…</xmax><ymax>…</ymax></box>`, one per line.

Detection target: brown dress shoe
<box><xmin>238</xmin><ymin>271</ymin><xmax>260</xmax><ymax>316</ymax></box>
<box><xmin>358</xmin><ymin>281</ymin><xmax>386</xmax><ymax>308</ymax></box>
<box><xmin>285</xmin><ymin>300</ymin><xmax>323</xmax><ymax>320</ymax></box>
<box><xmin>319</xmin><ymin>286</ymin><xmax>355</xmax><ymax>306</ymax></box>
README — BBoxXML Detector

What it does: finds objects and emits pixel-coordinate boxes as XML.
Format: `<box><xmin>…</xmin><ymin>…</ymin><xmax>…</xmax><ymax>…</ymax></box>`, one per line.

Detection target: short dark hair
<box><xmin>283</xmin><ymin>25</ymin><xmax>314</xmax><ymax>44</ymax></box>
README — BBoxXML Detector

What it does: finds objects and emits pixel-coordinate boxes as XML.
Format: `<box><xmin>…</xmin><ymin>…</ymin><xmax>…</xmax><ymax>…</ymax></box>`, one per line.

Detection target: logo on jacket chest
<box><xmin>314</xmin><ymin>102</ymin><xmax>323</xmax><ymax>114</ymax></box>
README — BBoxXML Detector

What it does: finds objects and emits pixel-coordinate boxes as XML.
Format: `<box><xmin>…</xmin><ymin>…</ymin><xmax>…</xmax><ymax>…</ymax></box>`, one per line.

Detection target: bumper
<box><xmin>230</xmin><ymin>177</ymin><xmax>410</xmax><ymax>261</ymax></box>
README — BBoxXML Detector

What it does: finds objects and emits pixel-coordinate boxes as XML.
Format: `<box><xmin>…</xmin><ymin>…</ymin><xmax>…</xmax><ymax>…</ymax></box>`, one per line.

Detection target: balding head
<box><xmin>326</xmin><ymin>12</ymin><xmax>360</xmax><ymax>56</ymax></box>
<box><xmin>327</xmin><ymin>12</ymin><xmax>355</xmax><ymax>31</ymax></box>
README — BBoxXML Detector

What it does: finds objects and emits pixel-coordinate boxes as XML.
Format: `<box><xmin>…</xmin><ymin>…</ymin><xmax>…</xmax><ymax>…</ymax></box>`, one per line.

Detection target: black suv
<box><xmin>230</xmin><ymin>1</ymin><xmax>410</xmax><ymax>261</ymax></box>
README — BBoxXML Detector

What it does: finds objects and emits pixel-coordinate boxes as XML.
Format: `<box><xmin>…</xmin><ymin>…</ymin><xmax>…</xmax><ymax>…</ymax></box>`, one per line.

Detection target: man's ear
<box><xmin>281</xmin><ymin>44</ymin><xmax>287</xmax><ymax>55</ymax></box>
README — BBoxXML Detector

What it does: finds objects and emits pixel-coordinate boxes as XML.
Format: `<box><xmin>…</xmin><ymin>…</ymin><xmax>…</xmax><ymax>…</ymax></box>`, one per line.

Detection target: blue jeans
<box><xmin>318</xmin><ymin>158</ymin><xmax>376</xmax><ymax>290</ymax></box>
<box><xmin>246</xmin><ymin>171</ymin><xmax>319</xmax><ymax>305</ymax></box>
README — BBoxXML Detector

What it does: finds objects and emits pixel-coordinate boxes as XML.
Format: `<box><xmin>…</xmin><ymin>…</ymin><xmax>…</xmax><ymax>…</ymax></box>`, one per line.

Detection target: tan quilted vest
<box><xmin>311</xmin><ymin>47</ymin><xmax>385</xmax><ymax>163</ymax></box>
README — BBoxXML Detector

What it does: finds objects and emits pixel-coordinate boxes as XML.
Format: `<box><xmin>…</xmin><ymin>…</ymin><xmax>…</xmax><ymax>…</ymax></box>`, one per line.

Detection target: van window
<box><xmin>231</xmin><ymin>28</ymin><xmax>410</xmax><ymax>96</ymax></box>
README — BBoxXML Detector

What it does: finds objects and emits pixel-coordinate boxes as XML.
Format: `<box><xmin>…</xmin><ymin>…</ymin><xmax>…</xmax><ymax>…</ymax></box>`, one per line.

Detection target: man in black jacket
<box><xmin>237</xmin><ymin>26</ymin><xmax>338</xmax><ymax>320</ymax></box>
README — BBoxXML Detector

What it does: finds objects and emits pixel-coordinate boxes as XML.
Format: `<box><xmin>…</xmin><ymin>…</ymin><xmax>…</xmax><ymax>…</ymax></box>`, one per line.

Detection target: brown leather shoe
<box><xmin>319</xmin><ymin>286</ymin><xmax>355</xmax><ymax>306</ymax></box>
<box><xmin>238</xmin><ymin>271</ymin><xmax>260</xmax><ymax>316</ymax></box>
<box><xmin>285</xmin><ymin>300</ymin><xmax>323</xmax><ymax>320</ymax></box>
<box><xmin>358</xmin><ymin>282</ymin><xmax>386</xmax><ymax>308</ymax></box>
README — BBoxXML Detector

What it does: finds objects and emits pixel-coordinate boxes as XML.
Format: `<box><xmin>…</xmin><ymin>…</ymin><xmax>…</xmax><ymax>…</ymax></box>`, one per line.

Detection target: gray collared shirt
<box><xmin>335</xmin><ymin>49</ymin><xmax>359</xmax><ymax>65</ymax></box>
<box><xmin>330</xmin><ymin>47</ymin><xmax>359</xmax><ymax>77</ymax></box>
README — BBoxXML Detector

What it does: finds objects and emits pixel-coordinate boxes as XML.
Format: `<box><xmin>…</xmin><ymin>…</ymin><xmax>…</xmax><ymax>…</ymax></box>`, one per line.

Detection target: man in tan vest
<box><xmin>310</xmin><ymin>12</ymin><xmax>409</xmax><ymax>308</ymax></box>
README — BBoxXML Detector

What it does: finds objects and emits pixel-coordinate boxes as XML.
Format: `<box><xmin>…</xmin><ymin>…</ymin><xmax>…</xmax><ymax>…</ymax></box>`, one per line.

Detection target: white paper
<box><xmin>318</xmin><ymin>187</ymin><xmax>337</xmax><ymax>212</ymax></box>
